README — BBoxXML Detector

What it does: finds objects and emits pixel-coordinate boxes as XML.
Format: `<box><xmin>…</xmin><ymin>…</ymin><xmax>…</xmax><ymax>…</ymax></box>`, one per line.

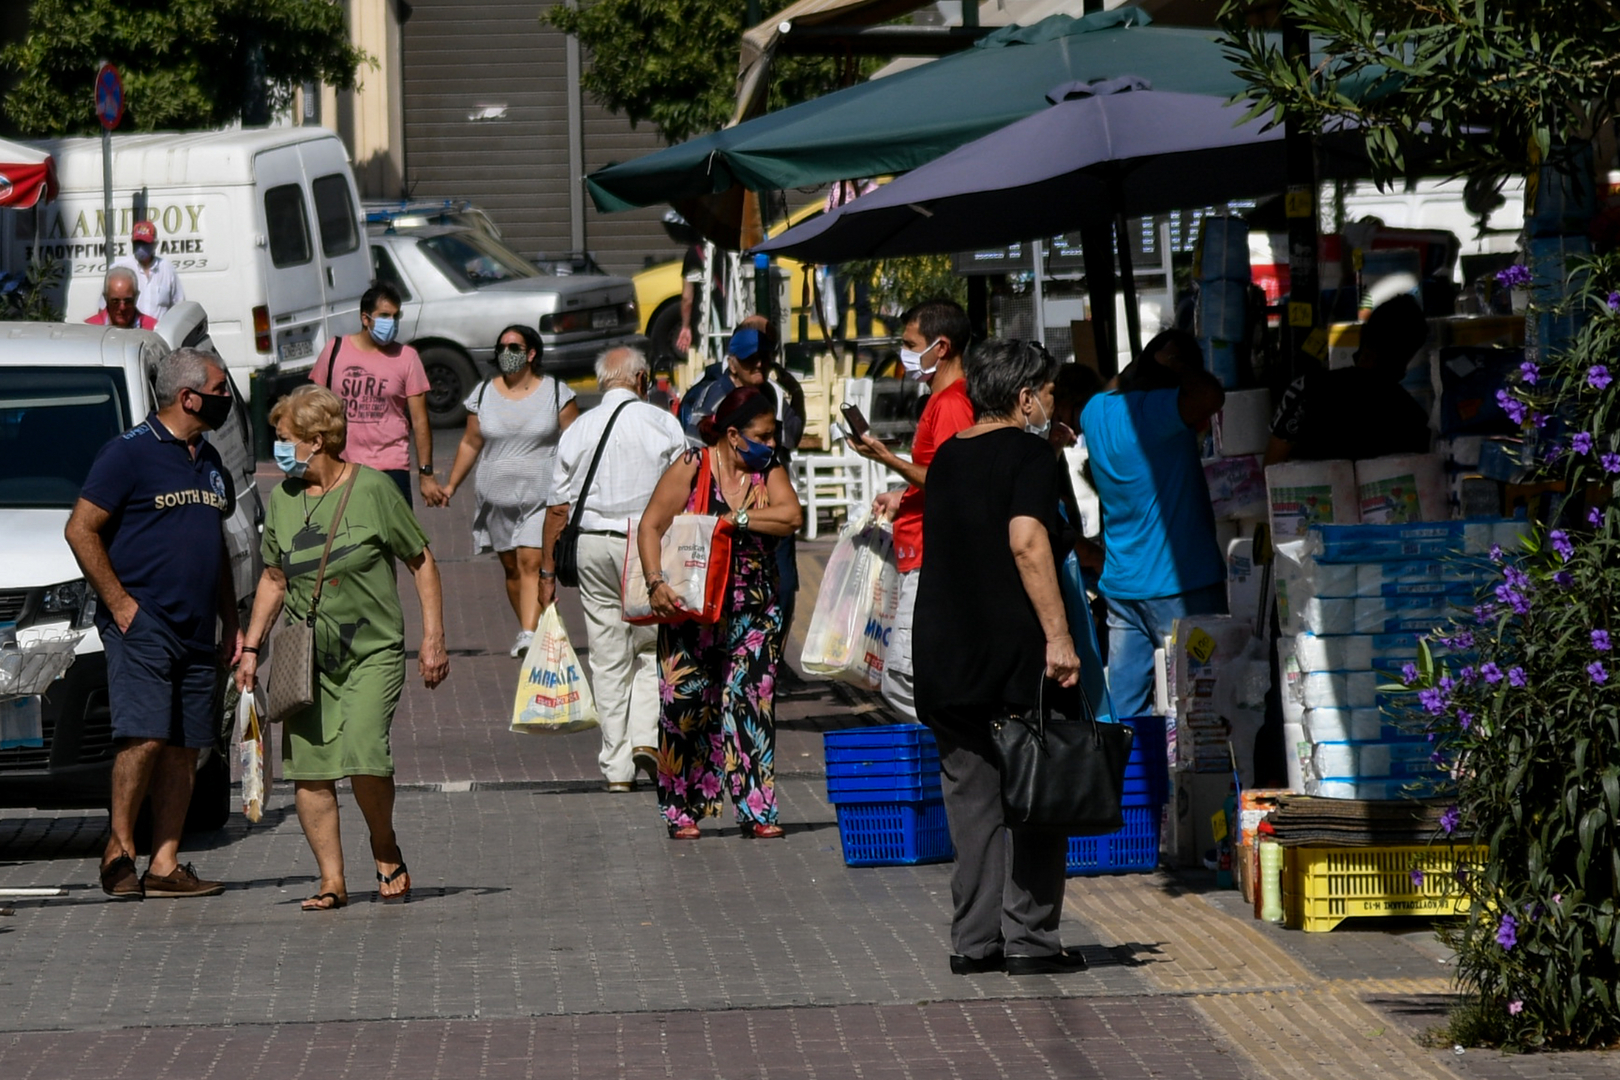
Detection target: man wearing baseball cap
<box><xmin>106</xmin><ymin>220</ymin><xmax>186</xmax><ymax>321</ymax></box>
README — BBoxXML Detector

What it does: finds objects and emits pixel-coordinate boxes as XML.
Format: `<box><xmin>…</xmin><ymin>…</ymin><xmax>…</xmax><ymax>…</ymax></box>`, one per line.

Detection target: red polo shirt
<box><xmin>891</xmin><ymin>377</ymin><xmax>975</xmax><ymax>573</ymax></box>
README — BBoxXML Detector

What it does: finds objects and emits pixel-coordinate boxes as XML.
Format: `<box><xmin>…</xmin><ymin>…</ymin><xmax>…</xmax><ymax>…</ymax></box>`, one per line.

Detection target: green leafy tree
<box><xmin>1</xmin><ymin>0</ymin><xmax>366</xmax><ymax>136</ymax></box>
<box><xmin>546</xmin><ymin>0</ymin><xmax>879</xmax><ymax>145</ymax></box>
<box><xmin>1219</xmin><ymin>1</ymin><xmax>1620</xmax><ymax>184</ymax></box>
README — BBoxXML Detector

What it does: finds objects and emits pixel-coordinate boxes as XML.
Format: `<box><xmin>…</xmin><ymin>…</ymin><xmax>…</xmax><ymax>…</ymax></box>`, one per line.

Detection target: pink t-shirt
<box><xmin>310</xmin><ymin>336</ymin><xmax>431</xmax><ymax>472</ymax></box>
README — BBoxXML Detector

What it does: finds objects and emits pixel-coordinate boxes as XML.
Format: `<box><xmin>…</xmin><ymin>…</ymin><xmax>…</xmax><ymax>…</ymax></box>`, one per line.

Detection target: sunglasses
<box><xmin>107</xmin><ymin>297</ymin><xmax>136</xmax><ymax>307</ymax></box>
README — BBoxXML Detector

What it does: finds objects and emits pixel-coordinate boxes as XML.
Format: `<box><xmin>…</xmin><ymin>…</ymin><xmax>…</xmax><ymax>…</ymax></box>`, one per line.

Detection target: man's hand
<box><xmin>538</xmin><ymin>574</ymin><xmax>557</xmax><ymax>612</ymax></box>
<box><xmin>419</xmin><ymin>634</ymin><xmax>450</xmax><ymax>689</ymax></box>
<box><xmin>1045</xmin><ymin>634</ymin><xmax>1081</xmax><ymax>688</ymax></box>
<box><xmin>848</xmin><ymin>432</ymin><xmax>890</xmax><ymax>463</ymax></box>
<box><xmin>219</xmin><ymin>626</ymin><xmax>243</xmax><ymax>669</ymax></box>
<box><xmin>1049</xmin><ymin>420</ymin><xmax>1077</xmax><ymax>451</ymax></box>
<box><xmin>871</xmin><ymin>489</ymin><xmax>903</xmax><ymax>519</ymax></box>
<box><xmin>113</xmin><ymin>599</ymin><xmax>139</xmax><ymax>634</ymax></box>
<box><xmin>420</xmin><ymin>474</ymin><xmax>449</xmax><ymax>508</ymax></box>
<box><xmin>675</xmin><ymin>326</ymin><xmax>693</xmax><ymax>355</ymax></box>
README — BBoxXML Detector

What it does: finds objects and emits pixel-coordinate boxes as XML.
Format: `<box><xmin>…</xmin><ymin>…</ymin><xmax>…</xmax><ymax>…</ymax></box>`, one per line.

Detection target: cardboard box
<box><xmin>1161</xmin><ymin>767</ymin><xmax>1234</xmax><ymax>869</ymax></box>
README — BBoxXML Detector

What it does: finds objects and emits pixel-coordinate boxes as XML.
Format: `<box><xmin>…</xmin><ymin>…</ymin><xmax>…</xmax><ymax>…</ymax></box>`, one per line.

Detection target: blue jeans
<box><xmin>1105</xmin><ymin>583</ymin><xmax>1228</xmax><ymax>719</ymax></box>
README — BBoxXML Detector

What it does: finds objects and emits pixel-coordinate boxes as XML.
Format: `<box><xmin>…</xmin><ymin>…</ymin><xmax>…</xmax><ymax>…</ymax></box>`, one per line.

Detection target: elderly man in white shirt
<box><xmin>104</xmin><ymin>220</ymin><xmax>186</xmax><ymax>321</ymax></box>
<box><xmin>543</xmin><ymin>346</ymin><xmax>689</xmax><ymax>792</ymax></box>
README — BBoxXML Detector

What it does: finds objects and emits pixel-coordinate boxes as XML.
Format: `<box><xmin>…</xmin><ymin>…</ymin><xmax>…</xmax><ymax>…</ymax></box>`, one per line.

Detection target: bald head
<box><xmin>103</xmin><ymin>267</ymin><xmax>141</xmax><ymax>329</ymax></box>
<box><xmin>595</xmin><ymin>346</ymin><xmax>650</xmax><ymax>394</ymax></box>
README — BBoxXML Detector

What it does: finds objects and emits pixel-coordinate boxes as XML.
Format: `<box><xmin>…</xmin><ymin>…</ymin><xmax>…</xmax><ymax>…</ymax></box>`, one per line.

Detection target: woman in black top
<box><xmin>914</xmin><ymin>339</ymin><xmax>1084</xmax><ymax>977</ymax></box>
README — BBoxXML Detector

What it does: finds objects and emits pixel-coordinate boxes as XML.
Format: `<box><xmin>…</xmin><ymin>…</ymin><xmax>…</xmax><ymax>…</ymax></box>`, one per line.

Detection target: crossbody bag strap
<box><xmin>304</xmin><ymin>467</ymin><xmax>359</xmax><ymax>622</ymax></box>
<box><xmin>322</xmin><ymin>336</ymin><xmax>342</xmax><ymax>390</ymax></box>
<box><xmin>567</xmin><ymin>400</ymin><xmax>633</xmax><ymax>532</ymax></box>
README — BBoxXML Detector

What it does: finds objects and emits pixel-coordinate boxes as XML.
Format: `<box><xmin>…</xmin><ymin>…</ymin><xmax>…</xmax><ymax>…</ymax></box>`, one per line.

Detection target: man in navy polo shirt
<box><xmin>66</xmin><ymin>347</ymin><xmax>241</xmax><ymax>899</ymax></box>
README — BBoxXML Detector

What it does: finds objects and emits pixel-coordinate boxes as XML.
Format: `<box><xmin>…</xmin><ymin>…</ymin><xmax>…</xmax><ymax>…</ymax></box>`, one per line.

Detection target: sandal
<box><xmin>301</xmin><ymin>892</ymin><xmax>347</xmax><ymax>912</ymax></box>
<box><xmin>376</xmin><ymin>853</ymin><xmax>411</xmax><ymax>903</ymax></box>
<box><xmin>742</xmin><ymin>823</ymin><xmax>784</xmax><ymax>839</ymax></box>
<box><xmin>669</xmin><ymin>824</ymin><xmax>701</xmax><ymax>840</ymax></box>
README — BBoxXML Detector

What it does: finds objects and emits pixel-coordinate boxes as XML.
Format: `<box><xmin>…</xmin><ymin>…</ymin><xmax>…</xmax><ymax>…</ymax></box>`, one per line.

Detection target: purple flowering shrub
<box><xmin>1409</xmin><ymin>271</ymin><xmax>1620</xmax><ymax>1046</ymax></box>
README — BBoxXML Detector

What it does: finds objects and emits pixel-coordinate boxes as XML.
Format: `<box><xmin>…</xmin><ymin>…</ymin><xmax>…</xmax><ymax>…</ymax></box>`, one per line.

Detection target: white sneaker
<box><xmin>510</xmin><ymin>630</ymin><xmax>534</xmax><ymax>658</ymax></box>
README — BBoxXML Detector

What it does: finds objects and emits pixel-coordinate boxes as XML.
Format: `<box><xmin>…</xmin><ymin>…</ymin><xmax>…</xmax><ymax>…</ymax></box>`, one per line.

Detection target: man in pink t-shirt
<box><xmin>309</xmin><ymin>284</ymin><xmax>445</xmax><ymax>507</ymax></box>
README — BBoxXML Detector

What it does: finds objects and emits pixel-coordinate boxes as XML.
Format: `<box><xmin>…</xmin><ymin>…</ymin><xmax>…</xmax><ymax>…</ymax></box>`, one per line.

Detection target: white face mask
<box><xmin>899</xmin><ymin>339</ymin><xmax>943</xmax><ymax>381</ymax></box>
<box><xmin>1024</xmin><ymin>395</ymin><xmax>1051</xmax><ymax>438</ymax></box>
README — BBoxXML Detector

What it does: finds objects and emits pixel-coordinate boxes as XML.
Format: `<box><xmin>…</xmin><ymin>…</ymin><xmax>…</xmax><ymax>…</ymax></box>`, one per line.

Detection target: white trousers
<box><xmin>577</xmin><ymin>533</ymin><xmax>660</xmax><ymax>783</ymax></box>
<box><xmin>880</xmin><ymin>569</ymin><xmax>920</xmax><ymax>722</ymax></box>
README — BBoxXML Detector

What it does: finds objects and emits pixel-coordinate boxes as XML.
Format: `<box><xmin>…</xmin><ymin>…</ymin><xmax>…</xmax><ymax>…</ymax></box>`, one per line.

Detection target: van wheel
<box><xmin>420</xmin><ymin>346</ymin><xmax>477</xmax><ymax>428</ymax></box>
<box><xmin>647</xmin><ymin>301</ymin><xmax>684</xmax><ymax>364</ymax></box>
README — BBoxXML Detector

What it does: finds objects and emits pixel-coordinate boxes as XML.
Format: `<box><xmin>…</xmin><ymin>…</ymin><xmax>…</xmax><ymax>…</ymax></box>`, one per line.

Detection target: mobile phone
<box><xmin>840</xmin><ymin>402</ymin><xmax>870</xmax><ymax>441</ymax></box>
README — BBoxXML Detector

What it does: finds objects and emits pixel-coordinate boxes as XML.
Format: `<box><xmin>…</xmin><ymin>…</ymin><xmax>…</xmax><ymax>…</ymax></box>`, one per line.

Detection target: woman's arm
<box><xmin>403</xmin><ymin>547</ymin><xmax>450</xmax><ymax>689</ymax></box>
<box><xmin>234</xmin><ymin>566</ymin><xmax>288</xmax><ymax>691</ymax></box>
<box><xmin>1009</xmin><ymin>516</ymin><xmax>1080</xmax><ymax>688</ymax></box>
<box><xmin>733</xmin><ymin>464</ymin><xmax>803</xmax><ymax>536</ymax></box>
<box><xmin>638</xmin><ymin>454</ymin><xmax>700</xmax><ymax>617</ymax></box>
<box><xmin>558</xmin><ymin>399</ymin><xmax>581</xmax><ymax>431</ymax></box>
<box><xmin>442</xmin><ymin>413</ymin><xmax>485</xmax><ymax>499</ymax></box>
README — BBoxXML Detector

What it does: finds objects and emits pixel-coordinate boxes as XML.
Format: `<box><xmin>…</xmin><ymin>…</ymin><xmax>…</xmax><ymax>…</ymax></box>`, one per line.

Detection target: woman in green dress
<box><xmin>237</xmin><ymin>385</ymin><xmax>450</xmax><ymax>910</ymax></box>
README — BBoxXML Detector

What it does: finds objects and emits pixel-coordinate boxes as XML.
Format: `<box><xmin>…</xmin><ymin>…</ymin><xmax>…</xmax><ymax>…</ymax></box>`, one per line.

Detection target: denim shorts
<box><xmin>103</xmin><ymin>606</ymin><xmax>221</xmax><ymax>749</ymax></box>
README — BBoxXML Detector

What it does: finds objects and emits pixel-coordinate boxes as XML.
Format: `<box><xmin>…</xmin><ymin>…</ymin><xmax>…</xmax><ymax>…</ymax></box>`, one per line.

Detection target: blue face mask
<box><xmin>368</xmin><ymin>315</ymin><xmax>398</xmax><ymax>345</ymax></box>
<box><xmin>737</xmin><ymin>436</ymin><xmax>775</xmax><ymax>472</ymax></box>
<box><xmin>273</xmin><ymin>440</ymin><xmax>312</xmax><ymax>478</ymax></box>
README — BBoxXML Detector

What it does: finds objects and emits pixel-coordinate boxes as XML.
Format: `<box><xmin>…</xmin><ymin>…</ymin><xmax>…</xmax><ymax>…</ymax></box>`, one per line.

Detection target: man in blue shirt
<box><xmin>1080</xmin><ymin>330</ymin><xmax>1227</xmax><ymax>718</ymax></box>
<box><xmin>65</xmin><ymin>347</ymin><xmax>240</xmax><ymax>900</ymax></box>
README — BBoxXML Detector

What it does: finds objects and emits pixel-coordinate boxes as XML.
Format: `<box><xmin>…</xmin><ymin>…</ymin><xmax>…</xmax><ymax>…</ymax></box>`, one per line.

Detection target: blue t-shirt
<box><xmin>80</xmin><ymin>414</ymin><xmax>235</xmax><ymax>651</ymax></box>
<box><xmin>1080</xmin><ymin>388</ymin><xmax>1224</xmax><ymax>601</ymax></box>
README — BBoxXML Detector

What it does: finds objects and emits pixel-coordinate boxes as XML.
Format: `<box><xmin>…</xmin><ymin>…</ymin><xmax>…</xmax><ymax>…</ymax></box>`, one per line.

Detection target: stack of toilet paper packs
<box><xmin>1274</xmin><ymin>519</ymin><xmax>1524</xmax><ymax>799</ymax></box>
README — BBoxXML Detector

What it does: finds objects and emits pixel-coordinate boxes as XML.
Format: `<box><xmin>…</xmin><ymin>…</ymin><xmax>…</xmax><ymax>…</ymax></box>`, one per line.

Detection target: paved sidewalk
<box><xmin>3</xmin><ymin>432</ymin><xmax>1619</xmax><ymax>1076</ymax></box>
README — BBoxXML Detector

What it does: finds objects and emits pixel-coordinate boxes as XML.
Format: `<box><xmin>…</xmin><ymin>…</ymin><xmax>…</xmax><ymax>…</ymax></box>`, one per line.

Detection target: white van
<box><xmin>5</xmin><ymin>128</ymin><xmax>370</xmax><ymax>395</ymax></box>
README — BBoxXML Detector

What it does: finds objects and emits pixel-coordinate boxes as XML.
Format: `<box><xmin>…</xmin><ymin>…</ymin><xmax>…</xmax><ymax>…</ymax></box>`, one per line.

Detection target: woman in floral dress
<box><xmin>635</xmin><ymin>386</ymin><xmax>804</xmax><ymax>839</ymax></box>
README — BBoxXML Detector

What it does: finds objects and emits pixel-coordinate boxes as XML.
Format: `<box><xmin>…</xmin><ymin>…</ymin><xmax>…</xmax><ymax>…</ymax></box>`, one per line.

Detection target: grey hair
<box><xmin>595</xmin><ymin>345</ymin><xmax>649</xmax><ymax>390</ymax></box>
<box><xmin>153</xmin><ymin>347</ymin><xmax>222</xmax><ymax>405</ymax></box>
<box><xmin>103</xmin><ymin>265</ymin><xmax>139</xmax><ymax>296</ymax></box>
<box><xmin>963</xmin><ymin>338</ymin><xmax>1060</xmax><ymax>420</ymax></box>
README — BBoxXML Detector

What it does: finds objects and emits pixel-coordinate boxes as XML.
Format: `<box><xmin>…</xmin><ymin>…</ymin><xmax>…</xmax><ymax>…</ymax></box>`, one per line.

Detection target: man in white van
<box><xmin>310</xmin><ymin>284</ymin><xmax>445</xmax><ymax>507</ymax></box>
<box><xmin>106</xmin><ymin>220</ymin><xmax>186</xmax><ymax>321</ymax></box>
<box><xmin>65</xmin><ymin>347</ymin><xmax>239</xmax><ymax>900</ymax></box>
<box><xmin>84</xmin><ymin>268</ymin><xmax>157</xmax><ymax>331</ymax></box>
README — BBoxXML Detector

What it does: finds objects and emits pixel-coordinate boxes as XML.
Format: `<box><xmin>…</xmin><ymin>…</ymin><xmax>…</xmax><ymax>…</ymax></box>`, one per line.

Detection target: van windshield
<box><xmin>0</xmin><ymin>368</ymin><xmax>130</xmax><ymax>508</ymax></box>
<box><xmin>417</xmin><ymin>231</ymin><xmax>538</xmax><ymax>289</ymax></box>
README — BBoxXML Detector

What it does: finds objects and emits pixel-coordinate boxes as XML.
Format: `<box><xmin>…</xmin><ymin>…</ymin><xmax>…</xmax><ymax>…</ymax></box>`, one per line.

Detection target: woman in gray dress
<box><xmin>443</xmin><ymin>324</ymin><xmax>580</xmax><ymax>656</ymax></box>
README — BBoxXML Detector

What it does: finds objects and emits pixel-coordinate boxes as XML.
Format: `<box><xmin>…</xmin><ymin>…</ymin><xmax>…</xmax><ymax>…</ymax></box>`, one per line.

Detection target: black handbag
<box><xmin>553</xmin><ymin>399</ymin><xmax>632</xmax><ymax>589</ymax></box>
<box><xmin>990</xmin><ymin>676</ymin><xmax>1134</xmax><ymax>836</ymax></box>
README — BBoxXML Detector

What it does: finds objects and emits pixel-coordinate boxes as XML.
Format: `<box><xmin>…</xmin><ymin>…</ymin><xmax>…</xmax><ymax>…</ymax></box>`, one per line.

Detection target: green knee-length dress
<box><xmin>261</xmin><ymin>465</ymin><xmax>430</xmax><ymax>780</ymax></box>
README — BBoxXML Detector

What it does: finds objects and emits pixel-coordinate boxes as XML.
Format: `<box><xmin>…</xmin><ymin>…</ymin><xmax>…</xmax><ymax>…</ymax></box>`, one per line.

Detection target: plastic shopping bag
<box><xmin>233</xmin><ymin>685</ymin><xmax>268</xmax><ymax>822</ymax></box>
<box><xmin>800</xmin><ymin>514</ymin><xmax>900</xmax><ymax>689</ymax></box>
<box><xmin>621</xmin><ymin>514</ymin><xmax>734</xmax><ymax>625</ymax></box>
<box><xmin>511</xmin><ymin>605</ymin><xmax>599</xmax><ymax>734</ymax></box>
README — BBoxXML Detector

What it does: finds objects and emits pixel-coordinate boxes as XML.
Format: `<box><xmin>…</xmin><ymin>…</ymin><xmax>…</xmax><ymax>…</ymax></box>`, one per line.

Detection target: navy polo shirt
<box><xmin>80</xmin><ymin>413</ymin><xmax>235</xmax><ymax>651</ymax></box>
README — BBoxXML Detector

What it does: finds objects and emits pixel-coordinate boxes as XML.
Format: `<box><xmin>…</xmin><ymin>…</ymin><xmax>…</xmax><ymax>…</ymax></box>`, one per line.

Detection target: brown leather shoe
<box><xmin>99</xmin><ymin>854</ymin><xmax>143</xmax><ymax>899</ymax></box>
<box><xmin>141</xmin><ymin>863</ymin><xmax>225</xmax><ymax>898</ymax></box>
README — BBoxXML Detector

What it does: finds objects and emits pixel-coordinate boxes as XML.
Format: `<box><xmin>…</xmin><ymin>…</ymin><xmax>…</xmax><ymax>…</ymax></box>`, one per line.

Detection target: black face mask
<box><xmin>189</xmin><ymin>389</ymin><xmax>233</xmax><ymax>431</ymax></box>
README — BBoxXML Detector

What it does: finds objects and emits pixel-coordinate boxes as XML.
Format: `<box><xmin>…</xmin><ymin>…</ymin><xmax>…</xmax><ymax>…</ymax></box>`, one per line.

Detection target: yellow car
<box><xmin>635</xmin><ymin>200</ymin><xmax>886</xmax><ymax>362</ymax></box>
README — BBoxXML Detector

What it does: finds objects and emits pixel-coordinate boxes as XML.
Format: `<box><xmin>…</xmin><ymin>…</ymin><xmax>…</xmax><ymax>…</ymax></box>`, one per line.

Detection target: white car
<box><xmin>0</xmin><ymin>305</ymin><xmax>261</xmax><ymax>833</ymax></box>
<box><xmin>368</xmin><ymin>224</ymin><xmax>642</xmax><ymax>426</ymax></box>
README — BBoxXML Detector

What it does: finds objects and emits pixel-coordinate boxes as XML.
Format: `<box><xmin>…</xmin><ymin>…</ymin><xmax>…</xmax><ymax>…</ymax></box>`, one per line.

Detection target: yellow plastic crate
<box><xmin>1283</xmin><ymin>844</ymin><xmax>1484</xmax><ymax>932</ymax></box>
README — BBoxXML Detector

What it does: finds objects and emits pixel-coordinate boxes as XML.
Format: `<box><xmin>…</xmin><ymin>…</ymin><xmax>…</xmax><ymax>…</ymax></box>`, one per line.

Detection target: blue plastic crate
<box><xmin>827</xmin><ymin>770</ymin><xmax>943</xmax><ymax>803</ymax></box>
<box><xmin>835</xmin><ymin>799</ymin><xmax>954</xmax><ymax>866</ymax></box>
<box><xmin>1066</xmin><ymin>805</ymin><xmax>1162</xmax><ymax>876</ymax></box>
<box><xmin>1120</xmin><ymin>716</ymin><xmax>1170</xmax><ymax>808</ymax></box>
<box><xmin>824</xmin><ymin>724</ymin><xmax>937</xmax><ymax>762</ymax></box>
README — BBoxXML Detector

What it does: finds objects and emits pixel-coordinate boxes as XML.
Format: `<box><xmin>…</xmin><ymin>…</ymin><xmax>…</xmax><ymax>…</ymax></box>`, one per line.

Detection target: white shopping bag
<box><xmin>800</xmin><ymin>513</ymin><xmax>901</xmax><ymax>689</ymax></box>
<box><xmin>620</xmin><ymin>514</ymin><xmax>733</xmax><ymax>625</ymax></box>
<box><xmin>233</xmin><ymin>685</ymin><xmax>268</xmax><ymax>822</ymax></box>
<box><xmin>511</xmin><ymin>605</ymin><xmax>599</xmax><ymax>734</ymax></box>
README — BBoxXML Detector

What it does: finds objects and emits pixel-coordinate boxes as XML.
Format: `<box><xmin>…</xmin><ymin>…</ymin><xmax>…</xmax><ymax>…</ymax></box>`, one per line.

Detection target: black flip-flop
<box><xmin>301</xmin><ymin>892</ymin><xmax>347</xmax><ymax>912</ymax></box>
<box><xmin>376</xmin><ymin>859</ymin><xmax>410</xmax><ymax>903</ymax></box>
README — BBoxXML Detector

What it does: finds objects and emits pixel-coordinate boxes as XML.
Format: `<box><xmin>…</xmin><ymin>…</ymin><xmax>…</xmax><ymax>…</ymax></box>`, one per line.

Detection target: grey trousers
<box><xmin>928</xmin><ymin>710</ymin><xmax>1069</xmax><ymax>960</ymax></box>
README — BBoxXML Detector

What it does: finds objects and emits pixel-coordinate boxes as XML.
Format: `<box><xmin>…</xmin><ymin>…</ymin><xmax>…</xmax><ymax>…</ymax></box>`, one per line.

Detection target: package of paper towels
<box><xmin>1356</xmin><ymin>453</ymin><xmax>1448</xmax><ymax>524</ymax></box>
<box><xmin>1298</xmin><ymin>670</ymin><xmax>1380</xmax><ymax>710</ymax></box>
<box><xmin>1266</xmin><ymin>460</ymin><xmax>1359</xmax><ymax>539</ymax></box>
<box><xmin>1313</xmin><ymin>740</ymin><xmax>1439</xmax><ymax>779</ymax></box>
<box><xmin>1214</xmin><ymin>389</ymin><xmax>1273</xmax><ymax>458</ymax></box>
<box><xmin>1293</xmin><ymin>633</ymin><xmax>1374</xmax><ymax>672</ymax></box>
<box><xmin>1305</xmin><ymin>708</ymin><xmax>1423</xmax><ymax>743</ymax></box>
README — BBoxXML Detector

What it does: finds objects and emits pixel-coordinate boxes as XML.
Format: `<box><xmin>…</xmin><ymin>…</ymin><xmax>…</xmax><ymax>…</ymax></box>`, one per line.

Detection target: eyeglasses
<box><xmin>106</xmin><ymin>297</ymin><xmax>136</xmax><ymax>308</ymax></box>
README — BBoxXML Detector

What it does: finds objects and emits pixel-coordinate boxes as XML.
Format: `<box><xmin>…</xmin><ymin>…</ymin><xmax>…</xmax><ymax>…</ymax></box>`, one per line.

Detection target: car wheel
<box><xmin>419</xmin><ymin>346</ymin><xmax>478</xmax><ymax>428</ymax></box>
<box><xmin>647</xmin><ymin>301</ymin><xmax>684</xmax><ymax>364</ymax></box>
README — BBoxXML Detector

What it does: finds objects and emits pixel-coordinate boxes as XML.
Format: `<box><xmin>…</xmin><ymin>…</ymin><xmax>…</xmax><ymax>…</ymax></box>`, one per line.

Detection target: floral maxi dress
<box><xmin>656</xmin><ymin>450</ymin><xmax>782</xmax><ymax>831</ymax></box>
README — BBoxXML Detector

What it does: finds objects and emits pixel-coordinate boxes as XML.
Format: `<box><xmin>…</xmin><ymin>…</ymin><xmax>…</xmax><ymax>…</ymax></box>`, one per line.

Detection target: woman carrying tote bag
<box><xmin>236</xmin><ymin>385</ymin><xmax>450</xmax><ymax>911</ymax></box>
<box><xmin>912</xmin><ymin>339</ymin><xmax>1088</xmax><ymax>977</ymax></box>
<box><xmin>635</xmin><ymin>386</ymin><xmax>803</xmax><ymax>840</ymax></box>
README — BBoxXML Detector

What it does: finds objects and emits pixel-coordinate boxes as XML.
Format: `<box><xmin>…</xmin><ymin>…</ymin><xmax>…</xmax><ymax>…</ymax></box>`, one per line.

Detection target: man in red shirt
<box><xmin>84</xmin><ymin>268</ymin><xmax>159</xmax><ymax>331</ymax></box>
<box><xmin>850</xmin><ymin>299</ymin><xmax>973</xmax><ymax>720</ymax></box>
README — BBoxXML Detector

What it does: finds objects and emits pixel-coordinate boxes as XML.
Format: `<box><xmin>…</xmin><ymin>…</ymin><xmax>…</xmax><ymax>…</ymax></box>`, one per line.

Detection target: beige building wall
<box><xmin>295</xmin><ymin>0</ymin><xmax>407</xmax><ymax>200</ymax></box>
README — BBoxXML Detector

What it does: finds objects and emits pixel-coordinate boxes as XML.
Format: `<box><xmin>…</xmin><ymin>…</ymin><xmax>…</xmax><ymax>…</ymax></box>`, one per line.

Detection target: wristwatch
<box><xmin>418</xmin><ymin>463</ymin><xmax>435</xmax><ymax>476</ymax></box>
<box><xmin>539</xmin><ymin>568</ymin><xmax>556</xmax><ymax>580</ymax></box>
<box><xmin>735</xmin><ymin>508</ymin><xmax>751</xmax><ymax>530</ymax></box>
